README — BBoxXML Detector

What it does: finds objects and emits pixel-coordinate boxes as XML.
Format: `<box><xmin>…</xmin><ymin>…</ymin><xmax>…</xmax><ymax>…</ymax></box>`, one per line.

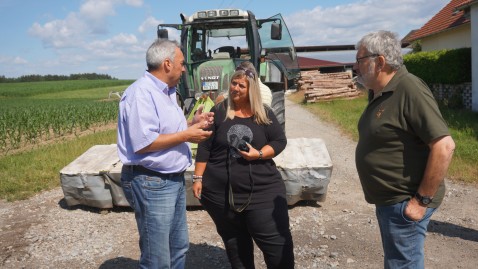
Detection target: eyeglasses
<box><xmin>235</xmin><ymin>66</ymin><xmax>255</xmax><ymax>79</ymax></box>
<box><xmin>355</xmin><ymin>54</ymin><xmax>379</xmax><ymax>65</ymax></box>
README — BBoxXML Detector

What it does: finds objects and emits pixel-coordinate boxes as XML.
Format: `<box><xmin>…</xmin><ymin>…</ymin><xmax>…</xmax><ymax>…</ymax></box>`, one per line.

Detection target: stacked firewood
<box><xmin>297</xmin><ymin>70</ymin><xmax>362</xmax><ymax>103</ymax></box>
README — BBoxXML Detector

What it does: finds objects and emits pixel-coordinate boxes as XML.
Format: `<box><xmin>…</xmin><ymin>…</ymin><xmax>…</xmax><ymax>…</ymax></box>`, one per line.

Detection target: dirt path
<box><xmin>1</xmin><ymin>98</ymin><xmax>477</xmax><ymax>268</ymax></box>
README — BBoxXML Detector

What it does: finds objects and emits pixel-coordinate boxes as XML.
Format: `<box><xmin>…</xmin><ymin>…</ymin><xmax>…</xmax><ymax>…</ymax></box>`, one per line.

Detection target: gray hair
<box><xmin>356</xmin><ymin>30</ymin><xmax>403</xmax><ymax>70</ymax></box>
<box><xmin>146</xmin><ymin>39</ymin><xmax>180</xmax><ymax>71</ymax></box>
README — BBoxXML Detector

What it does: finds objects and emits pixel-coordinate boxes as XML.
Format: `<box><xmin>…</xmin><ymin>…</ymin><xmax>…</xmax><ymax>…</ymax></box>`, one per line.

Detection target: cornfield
<box><xmin>0</xmin><ymin>80</ymin><xmax>130</xmax><ymax>154</ymax></box>
<box><xmin>0</xmin><ymin>100</ymin><xmax>118</xmax><ymax>153</ymax></box>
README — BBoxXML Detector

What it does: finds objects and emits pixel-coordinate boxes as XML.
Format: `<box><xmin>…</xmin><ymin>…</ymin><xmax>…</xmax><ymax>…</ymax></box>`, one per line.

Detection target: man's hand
<box><xmin>404</xmin><ymin>198</ymin><xmax>427</xmax><ymax>221</ymax></box>
<box><xmin>185</xmin><ymin>122</ymin><xmax>212</xmax><ymax>143</ymax></box>
<box><xmin>191</xmin><ymin>105</ymin><xmax>214</xmax><ymax>128</ymax></box>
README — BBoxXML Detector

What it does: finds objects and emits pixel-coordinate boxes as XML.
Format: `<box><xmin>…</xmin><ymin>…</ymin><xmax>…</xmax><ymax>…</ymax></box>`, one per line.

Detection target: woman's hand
<box><xmin>192</xmin><ymin>181</ymin><xmax>202</xmax><ymax>200</ymax></box>
<box><xmin>238</xmin><ymin>143</ymin><xmax>261</xmax><ymax>161</ymax></box>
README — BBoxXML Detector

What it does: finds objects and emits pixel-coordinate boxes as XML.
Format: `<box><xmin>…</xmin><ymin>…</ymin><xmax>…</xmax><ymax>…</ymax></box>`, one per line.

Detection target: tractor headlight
<box><xmin>207</xmin><ymin>10</ymin><xmax>217</xmax><ymax>17</ymax></box>
<box><xmin>229</xmin><ymin>10</ymin><xmax>239</xmax><ymax>16</ymax></box>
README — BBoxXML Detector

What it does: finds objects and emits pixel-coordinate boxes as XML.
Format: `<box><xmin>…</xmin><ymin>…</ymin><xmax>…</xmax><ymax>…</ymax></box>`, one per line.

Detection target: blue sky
<box><xmin>0</xmin><ymin>0</ymin><xmax>449</xmax><ymax>79</ymax></box>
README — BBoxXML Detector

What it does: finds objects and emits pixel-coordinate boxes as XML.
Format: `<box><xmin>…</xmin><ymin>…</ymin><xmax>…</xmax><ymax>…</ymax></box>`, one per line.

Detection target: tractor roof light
<box><xmin>190</xmin><ymin>9</ymin><xmax>247</xmax><ymax>21</ymax></box>
<box><xmin>207</xmin><ymin>10</ymin><xmax>217</xmax><ymax>17</ymax></box>
<box><xmin>229</xmin><ymin>10</ymin><xmax>240</xmax><ymax>16</ymax></box>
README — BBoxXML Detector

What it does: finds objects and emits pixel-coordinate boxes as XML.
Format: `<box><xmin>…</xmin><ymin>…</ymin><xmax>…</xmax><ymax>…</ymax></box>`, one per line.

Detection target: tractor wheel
<box><xmin>271</xmin><ymin>91</ymin><xmax>285</xmax><ymax>131</ymax></box>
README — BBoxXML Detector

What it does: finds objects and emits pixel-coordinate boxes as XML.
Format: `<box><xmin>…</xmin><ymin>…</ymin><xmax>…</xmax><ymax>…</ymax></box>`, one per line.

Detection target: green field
<box><xmin>0</xmin><ymin>80</ymin><xmax>133</xmax><ymax>200</ymax></box>
<box><xmin>0</xmin><ymin>80</ymin><xmax>133</xmax><ymax>98</ymax></box>
<box><xmin>0</xmin><ymin>80</ymin><xmax>132</xmax><ymax>154</ymax></box>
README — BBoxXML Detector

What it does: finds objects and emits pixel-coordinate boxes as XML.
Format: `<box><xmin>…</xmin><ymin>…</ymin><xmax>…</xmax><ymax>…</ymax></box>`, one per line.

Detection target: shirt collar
<box><xmin>144</xmin><ymin>71</ymin><xmax>177</xmax><ymax>95</ymax></box>
<box><xmin>367</xmin><ymin>65</ymin><xmax>407</xmax><ymax>103</ymax></box>
<box><xmin>381</xmin><ymin>65</ymin><xmax>408</xmax><ymax>94</ymax></box>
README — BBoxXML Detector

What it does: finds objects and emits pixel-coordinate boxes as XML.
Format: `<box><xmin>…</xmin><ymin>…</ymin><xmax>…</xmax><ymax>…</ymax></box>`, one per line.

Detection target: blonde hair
<box><xmin>225</xmin><ymin>67</ymin><xmax>271</xmax><ymax>125</ymax></box>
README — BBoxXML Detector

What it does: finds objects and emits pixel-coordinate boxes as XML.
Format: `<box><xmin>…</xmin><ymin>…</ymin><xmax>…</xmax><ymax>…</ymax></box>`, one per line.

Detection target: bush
<box><xmin>404</xmin><ymin>48</ymin><xmax>471</xmax><ymax>84</ymax></box>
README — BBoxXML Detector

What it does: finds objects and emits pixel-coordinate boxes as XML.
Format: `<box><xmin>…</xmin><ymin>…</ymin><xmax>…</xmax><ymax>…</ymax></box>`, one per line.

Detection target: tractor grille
<box><xmin>197</xmin><ymin>66</ymin><xmax>229</xmax><ymax>94</ymax></box>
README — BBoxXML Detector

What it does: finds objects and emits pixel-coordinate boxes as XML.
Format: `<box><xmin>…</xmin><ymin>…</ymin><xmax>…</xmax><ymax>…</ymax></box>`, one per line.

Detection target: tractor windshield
<box><xmin>189</xmin><ymin>26</ymin><xmax>248</xmax><ymax>62</ymax></box>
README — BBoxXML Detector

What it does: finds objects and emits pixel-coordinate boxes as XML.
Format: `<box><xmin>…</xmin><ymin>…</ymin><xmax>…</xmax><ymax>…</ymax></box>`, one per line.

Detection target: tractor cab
<box><xmin>158</xmin><ymin>9</ymin><xmax>299</xmax><ymax>124</ymax></box>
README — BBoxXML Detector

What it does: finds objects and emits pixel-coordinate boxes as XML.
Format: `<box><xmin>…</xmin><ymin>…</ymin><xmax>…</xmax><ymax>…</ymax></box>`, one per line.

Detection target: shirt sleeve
<box><xmin>127</xmin><ymin>88</ymin><xmax>161</xmax><ymax>152</ymax></box>
<box><xmin>265</xmin><ymin>107</ymin><xmax>287</xmax><ymax>156</ymax></box>
<box><xmin>402</xmin><ymin>76</ymin><xmax>450</xmax><ymax>144</ymax></box>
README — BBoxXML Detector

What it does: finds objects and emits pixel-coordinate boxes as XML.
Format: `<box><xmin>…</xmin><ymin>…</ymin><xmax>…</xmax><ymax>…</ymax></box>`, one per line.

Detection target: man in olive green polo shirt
<box><xmin>354</xmin><ymin>30</ymin><xmax>455</xmax><ymax>269</ymax></box>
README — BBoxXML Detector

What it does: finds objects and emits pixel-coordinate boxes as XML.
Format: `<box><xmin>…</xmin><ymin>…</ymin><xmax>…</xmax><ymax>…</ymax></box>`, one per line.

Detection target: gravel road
<box><xmin>1</xmin><ymin>97</ymin><xmax>477</xmax><ymax>268</ymax></box>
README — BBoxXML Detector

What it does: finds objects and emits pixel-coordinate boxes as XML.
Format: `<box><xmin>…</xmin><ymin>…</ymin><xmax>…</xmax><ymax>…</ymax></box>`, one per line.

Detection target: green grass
<box><xmin>0</xmin><ymin>129</ymin><xmax>117</xmax><ymax>201</ymax></box>
<box><xmin>440</xmin><ymin>108</ymin><xmax>478</xmax><ymax>182</ymax></box>
<box><xmin>288</xmin><ymin>91</ymin><xmax>478</xmax><ymax>183</ymax></box>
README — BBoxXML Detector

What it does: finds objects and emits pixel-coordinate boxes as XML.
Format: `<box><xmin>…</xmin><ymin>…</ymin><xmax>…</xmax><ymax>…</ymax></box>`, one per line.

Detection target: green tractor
<box><xmin>157</xmin><ymin>8</ymin><xmax>300</xmax><ymax>128</ymax></box>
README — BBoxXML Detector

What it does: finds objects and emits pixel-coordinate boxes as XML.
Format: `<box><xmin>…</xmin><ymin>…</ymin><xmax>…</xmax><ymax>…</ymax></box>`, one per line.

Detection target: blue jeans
<box><xmin>376</xmin><ymin>200</ymin><xmax>436</xmax><ymax>269</ymax></box>
<box><xmin>121</xmin><ymin>166</ymin><xmax>189</xmax><ymax>269</ymax></box>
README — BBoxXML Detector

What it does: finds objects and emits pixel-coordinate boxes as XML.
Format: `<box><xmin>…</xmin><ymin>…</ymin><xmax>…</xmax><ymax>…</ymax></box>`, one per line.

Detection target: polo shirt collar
<box><xmin>368</xmin><ymin>65</ymin><xmax>408</xmax><ymax>102</ymax></box>
<box><xmin>144</xmin><ymin>71</ymin><xmax>177</xmax><ymax>95</ymax></box>
<box><xmin>381</xmin><ymin>65</ymin><xmax>408</xmax><ymax>94</ymax></box>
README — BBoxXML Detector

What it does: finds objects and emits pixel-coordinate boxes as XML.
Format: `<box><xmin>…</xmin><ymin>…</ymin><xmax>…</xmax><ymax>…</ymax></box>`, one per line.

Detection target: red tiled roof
<box><xmin>456</xmin><ymin>0</ymin><xmax>478</xmax><ymax>9</ymax></box>
<box><xmin>297</xmin><ymin>56</ymin><xmax>346</xmax><ymax>69</ymax></box>
<box><xmin>408</xmin><ymin>0</ymin><xmax>471</xmax><ymax>41</ymax></box>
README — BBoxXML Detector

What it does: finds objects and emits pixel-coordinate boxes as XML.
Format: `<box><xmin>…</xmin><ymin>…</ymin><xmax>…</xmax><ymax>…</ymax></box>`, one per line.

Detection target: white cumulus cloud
<box><xmin>286</xmin><ymin>0</ymin><xmax>449</xmax><ymax>45</ymax></box>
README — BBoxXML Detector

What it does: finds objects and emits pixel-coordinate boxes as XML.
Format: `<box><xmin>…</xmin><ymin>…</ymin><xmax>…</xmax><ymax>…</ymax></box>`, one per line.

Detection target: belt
<box><xmin>125</xmin><ymin>165</ymin><xmax>185</xmax><ymax>178</ymax></box>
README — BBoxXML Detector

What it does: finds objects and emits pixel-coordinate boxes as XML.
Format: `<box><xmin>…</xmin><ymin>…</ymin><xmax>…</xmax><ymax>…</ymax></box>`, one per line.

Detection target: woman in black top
<box><xmin>193</xmin><ymin>64</ymin><xmax>294</xmax><ymax>269</ymax></box>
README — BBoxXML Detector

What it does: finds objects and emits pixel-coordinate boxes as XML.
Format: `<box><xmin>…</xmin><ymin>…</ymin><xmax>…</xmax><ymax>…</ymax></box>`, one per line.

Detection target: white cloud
<box><xmin>28</xmin><ymin>13</ymin><xmax>87</xmax><ymax>48</ymax></box>
<box><xmin>79</xmin><ymin>1</ymin><xmax>115</xmax><ymax>34</ymax></box>
<box><xmin>13</xmin><ymin>57</ymin><xmax>28</xmax><ymax>64</ymax></box>
<box><xmin>286</xmin><ymin>0</ymin><xmax>449</xmax><ymax>45</ymax></box>
<box><xmin>125</xmin><ymin>0</ymin><xmax>143</xmax><ymax>7</ymax></box>
<box><xmin>28</xmin><ymin>0</ymin><xmax>145</xmax><ymax>49</ymax></box>
<box><xmin>79</xmin><ymin>0</ymin><xmax>116</xmax><ymax>22</ymax></box>
<box><xmin>138</xmin><ymin>16</ymin><xmax>162</xmax><ymax>34</ymax></box>
<box><xmin>24</xmin><ymin>0</ymin><xmax>148</xmax><ymax>78</ymax></box>
<box><xmin>0</xmin><ymin>55</ymin><xmax>28</xmax><ymax>65</ymax></box>
<box><xmin>84</xmin><ymin>33</ymin><xmax>142</xmax><ymax>60</ymax></box>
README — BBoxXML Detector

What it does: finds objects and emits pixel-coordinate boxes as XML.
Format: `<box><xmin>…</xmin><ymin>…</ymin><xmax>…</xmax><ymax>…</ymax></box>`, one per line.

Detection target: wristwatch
<box><xmin>258</xmin><ymin>150</ymin><xmax>263</xmax><ymax>160</ymax></box>
<box><xmin>415</xmin><ymin>192</ymin><xmax>433</xmax><ymax>205</ymax></box>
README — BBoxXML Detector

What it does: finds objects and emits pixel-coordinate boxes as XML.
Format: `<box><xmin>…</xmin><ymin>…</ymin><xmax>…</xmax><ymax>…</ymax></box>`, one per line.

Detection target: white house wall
<box><xmin>471</xmin><ymin>4</ymin><xmax>478</xmax><ymax>111</ymax></box>
<box><xmin>421</xmin><ymin>24</ymin><xmax>471</xmax><ymax>51</ymax></box>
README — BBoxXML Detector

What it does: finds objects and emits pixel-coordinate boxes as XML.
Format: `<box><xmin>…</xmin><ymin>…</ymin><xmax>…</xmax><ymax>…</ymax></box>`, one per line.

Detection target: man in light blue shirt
<box><xmin>117</xmin><ymin>39</ymin><xmax>213</xmax><ymax>269</ymax></box>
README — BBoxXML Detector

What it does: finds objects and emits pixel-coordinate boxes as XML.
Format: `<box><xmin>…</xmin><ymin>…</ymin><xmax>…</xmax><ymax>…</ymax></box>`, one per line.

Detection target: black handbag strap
<box><xmin>227</xmin><ymin>147</ymin><xmax>254</xmax><ymax>212</ymax></box>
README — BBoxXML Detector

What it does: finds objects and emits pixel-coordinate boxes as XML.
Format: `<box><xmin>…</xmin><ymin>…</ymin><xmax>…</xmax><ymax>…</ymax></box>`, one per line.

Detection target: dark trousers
<box><xmin>202</xmin><ymin>198</ymin><xmax>294</xmax><ymax>269</ymax></box>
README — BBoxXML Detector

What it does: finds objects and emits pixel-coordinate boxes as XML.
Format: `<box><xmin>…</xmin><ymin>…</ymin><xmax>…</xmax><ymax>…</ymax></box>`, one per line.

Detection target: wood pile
<box><xmin>297</xmin><ymin>70</ymin><xmax>361</xmax><ymax>103</ymax></box>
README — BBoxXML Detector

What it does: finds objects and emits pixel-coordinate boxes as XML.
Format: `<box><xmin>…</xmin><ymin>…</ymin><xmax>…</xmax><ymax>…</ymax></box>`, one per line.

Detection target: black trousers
<box><xmin>202</xmin><ymin>198</ymin><xmax>294</xmax><ymax>269</ymax></box>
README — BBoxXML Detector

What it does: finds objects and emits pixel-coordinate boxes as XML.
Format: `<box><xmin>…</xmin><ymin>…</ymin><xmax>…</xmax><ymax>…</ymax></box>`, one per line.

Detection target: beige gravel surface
<box><xmin>1</xmin><ymin>97</ymin><xmax>477</xmax><ymax>268</ymax></box>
